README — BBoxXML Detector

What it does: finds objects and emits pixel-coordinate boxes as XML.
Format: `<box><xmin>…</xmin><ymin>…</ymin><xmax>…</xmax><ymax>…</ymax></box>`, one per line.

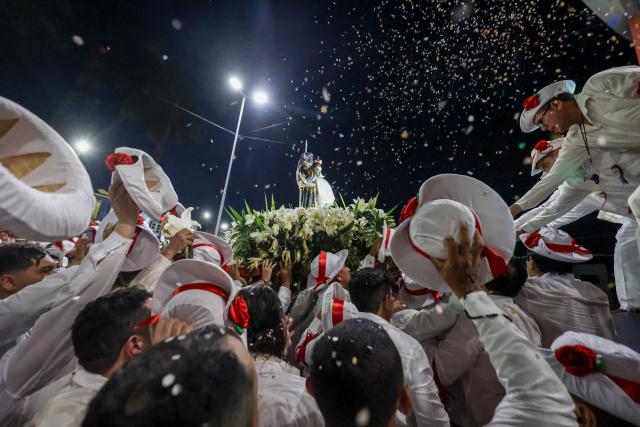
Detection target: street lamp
<box><xmin>215</xmin><ymin>76</ymin><xmax>269</xmax><ymax>235</ymax></box>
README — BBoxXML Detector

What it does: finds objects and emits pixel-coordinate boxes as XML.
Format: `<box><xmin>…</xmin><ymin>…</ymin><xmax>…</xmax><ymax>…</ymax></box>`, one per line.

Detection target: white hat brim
<box><xmin>0</xmin><ymin>97</ymin><xmax>95</xmax><ymax>241</ymax></box>
<box><xmin>391</xmin><ymin>174</ymin><xmax>514</xmax><ymax>292</ymax></box>
<box><xmin>194</xmin><ymin>231</ymin><xmax>234</xmax><ymax>266</ymax></box>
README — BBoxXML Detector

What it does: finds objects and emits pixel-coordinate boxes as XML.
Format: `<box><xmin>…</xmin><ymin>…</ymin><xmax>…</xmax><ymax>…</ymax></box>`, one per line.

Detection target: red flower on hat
<box><xmin>534</xmin><ymin>140</ymin><xmax>551</xmax><ymax>152</ymax></box>
<box><xmin>399</xmin><ymin>196</ymin><xmax>418</xmax><ymax>223</ymax></box>
<box><xmin>555</xmin><ymin>344</ymin><xmax>601</xmax><ymax>377</ymax></box>
<box><xmin>229</xmin><ymin>295</ymin><xmax>250</xmax><ymax>330</ymax></box>
<box><xmin>105</xmin><ymin>153</ymin><xmax>135</xmax><ymax>172</ymax></box>
<box><xmin>522</xmin><ymin>95</ymin><xmax>540</xmax><ymax>111</ymax></box>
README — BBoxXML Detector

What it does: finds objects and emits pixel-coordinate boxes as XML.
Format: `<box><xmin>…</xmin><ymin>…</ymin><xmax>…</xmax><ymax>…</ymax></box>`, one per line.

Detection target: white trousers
<box><xmin>614</xmin><ymin>219</ymin><xmax>640</xmax><ymax>310</ymax></box>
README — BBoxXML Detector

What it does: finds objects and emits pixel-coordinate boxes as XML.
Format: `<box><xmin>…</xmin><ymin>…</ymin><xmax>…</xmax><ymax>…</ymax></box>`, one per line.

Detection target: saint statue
<box><xmin>296</xmin><ymin>152</ymin><xmax>335</xmax><ymax>208</ymax></box>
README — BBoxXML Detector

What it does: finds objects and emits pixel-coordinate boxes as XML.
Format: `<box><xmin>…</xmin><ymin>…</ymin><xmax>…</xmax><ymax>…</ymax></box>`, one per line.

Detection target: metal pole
<box><xmin>215</xmin><ymin>96</ymin><xmax>246</xmax><ymax>235</ymax></box>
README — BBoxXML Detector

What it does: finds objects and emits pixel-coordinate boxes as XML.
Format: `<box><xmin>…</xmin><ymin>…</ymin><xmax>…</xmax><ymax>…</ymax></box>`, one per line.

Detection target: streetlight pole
<box><xmin>215</xmin><ymin>95</ymin><xmax>246</xmax><ymax>235</ymax></box>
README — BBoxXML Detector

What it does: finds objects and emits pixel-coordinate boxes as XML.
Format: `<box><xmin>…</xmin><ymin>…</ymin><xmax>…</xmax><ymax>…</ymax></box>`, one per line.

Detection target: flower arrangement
<box><xmin>226</xmin><ymin>195</ymin><xmax>396</xmax><ymax>275</ymax></box>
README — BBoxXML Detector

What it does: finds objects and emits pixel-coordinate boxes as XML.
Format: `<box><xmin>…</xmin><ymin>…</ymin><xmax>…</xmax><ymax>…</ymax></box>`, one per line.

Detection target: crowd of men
<box><xmin>0</xmin><ymin>65</ymin><xmax>638</xmax><ymax>427</ymax></box>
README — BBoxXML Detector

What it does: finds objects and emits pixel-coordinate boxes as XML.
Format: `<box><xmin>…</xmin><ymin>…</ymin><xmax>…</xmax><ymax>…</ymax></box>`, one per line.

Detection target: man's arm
<box><xmin>581</xmin><ymin>66</ymin><xmax>640</xmax><ymax>99</ymax></box>
<box><xmin>513</xmin><ymin>143</ymin><xmax>588</xmax><ymax>212</ymax></box>
<box><xmin>462</xmin><ymin>292</ymin><xmax>578</xmax><ymax>427</ymax></box>
<box><xmin>0</xmin><ymin>266</ymin><xmax>79</xmax><ymax>352</ymax></box>
<box><xmin>391</xmin><ymin>295</ymin><xmax>462</xmax><ymax>343</ymax></box>
<box><xmin>514</xmin><ymin>190</ymin><xmax>559</xmax><ymax>229</ymax></box>
<box><xmin>519</xmin><ymin>183</ymin><xmax>591</xmax><ymax>233</ymax></box>
<box><xmin>1</xmin><ymin>231</ymin><xmax>131</xmax><ymax>400</ymax></box>
<box><xmin>129</xmin><ymin>252</ymin><xmax>171</xmax><ymax>292</ymax></box>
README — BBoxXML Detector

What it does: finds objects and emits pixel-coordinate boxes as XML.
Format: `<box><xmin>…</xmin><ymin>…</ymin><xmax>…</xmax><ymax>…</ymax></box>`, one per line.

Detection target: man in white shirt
<box><xmin>516</xmin><ymin>230</ymin><xmax>615</xmax><ymax>347</ymax></box>
<box><xmin>30</xmin><ymin>287</ymin><xmax>192</xmax><ymax>427</ymax></box>
<box><xmin>237</xmin><ymin>285</ymin><xmax>324</xmax><ymax>427</ymax></box>
<box><xmin>0</xmin><ymin>245</ymin><xmax>72</xmax><ymax>357</ymax></box>
<box><xmin>349</xmin><ymin>267</ymin><xmax>449</xmax><ymax>427</ymax></box>
<box><xmin>0</xmin><ymin>182</ymin><xmax>139</xmax><ymax>426</ymax></box>
<box><xmin>511</xmin><ymin>66</ymin><xmax>640</xmax><ymax>225</ymax></box>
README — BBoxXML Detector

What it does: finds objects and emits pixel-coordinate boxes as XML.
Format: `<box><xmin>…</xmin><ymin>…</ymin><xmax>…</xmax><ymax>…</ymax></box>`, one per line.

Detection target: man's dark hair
<box><xmin>72</xmin><ymin>287</ymin><xmax>151</xmax><ymax>375</ymax></box>
<box><xmin>349</xmin><ymin>268</ymin><xmax>393</xmax><ymax>314</ymax></box>
<box><xmin>83</xmin><ymin>325</ymin><xmax>254</xmax><ymax>427</ymax></box>
<box><xmin>0</xmin><ymin>243</ymin><xmax>47</xmax><ymax>275</ymax></box>
<box><xmin>238</xmin><ymin>285</ymin><xmax>285</xmax><ymax>358</ymax></box>
<box><xmin>528</xmin><ymin>251</ymin><xmax>573</xmax><ymax>274</ymax></box>
<box><xmin>485</xmin><ymin>258</ymin><xmax>528</xmax><ymax>297</ymax></box>
<box><xmin>310</xmin><ymin>318</ymin><xmax>404</xmax><ymax>427</ymax></box>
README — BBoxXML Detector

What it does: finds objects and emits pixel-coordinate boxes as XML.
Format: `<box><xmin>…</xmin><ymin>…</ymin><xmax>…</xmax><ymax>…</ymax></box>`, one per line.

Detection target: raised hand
<box><xmin>430</xmin><ymin>222</ymin><xmax>484</xmax><ymax>298</ymax></box>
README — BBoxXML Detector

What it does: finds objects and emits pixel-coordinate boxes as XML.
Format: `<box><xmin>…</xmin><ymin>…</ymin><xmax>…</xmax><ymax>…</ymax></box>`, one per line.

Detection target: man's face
<box><xmin>0</xmin><ymin>255</ymin><xmax>58</xmax><ymax>296</ymax></box>
<box><xmin>336</xmin><ymin>266</ymin><xmax>351</xmax><ymax>288</ymax></box>
<box><xmin>534</xmin><ymin>100</ymin><xmax>575</xmax><ymax>134</ymax></box>
<box><xmin>536</xmin><ymin>149</ymin><xmax>559</xmax><ymax>173</ymax></box>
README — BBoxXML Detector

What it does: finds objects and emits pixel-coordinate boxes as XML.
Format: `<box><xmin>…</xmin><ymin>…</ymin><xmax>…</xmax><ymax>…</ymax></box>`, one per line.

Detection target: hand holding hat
<box><xmin>108</xmin><ymin>182</ymin><xmax>139</xmax><ymax>240</ymax></box>
<box><xmin>430</xmin><ymin>222</ymin><xmax>485</xmax><ymax>298</ymax></box>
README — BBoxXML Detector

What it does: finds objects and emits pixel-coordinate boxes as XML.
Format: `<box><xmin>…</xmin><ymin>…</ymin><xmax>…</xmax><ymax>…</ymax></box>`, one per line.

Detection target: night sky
<box><xmin>1</xmin><ymin>0</ymin><xmax>636</xmax><ymax>250</ymax></box>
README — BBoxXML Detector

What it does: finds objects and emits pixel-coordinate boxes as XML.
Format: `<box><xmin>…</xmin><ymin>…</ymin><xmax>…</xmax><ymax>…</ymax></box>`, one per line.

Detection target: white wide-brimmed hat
<box><xmin>320</xmin><ymin>283</ymin><xmax>358</xmax><ymax>333</ymax></box>
<box><xmin>397</xmin><ymin>273</ymin><xmax>442</xmax><ymax>309</ymax></box>
<box><xmin>544</xmin><ymin>331</ymin><xmax>640</xmax><ymax>425</ymax></box>
<box><xmin>193</xmin><ymin>231</ymin><xmax>233</xmax><ymax>267</ymax></box>
<box><xmin>0</xmin><ymin>97</ymin><xmax>95</xmax><ymax>241</ymax></box>
<box><xmin>153</xmin><ymin>259</ymin><xmax>234</xmax><ymax>329</ymax></box>
<box><xmin>530</xmin><ymin>138</ymin><xmax>563</xmax><ymax>176</ymax></box>
<box><xmin>306</xmin><ymin>249</ymin><xmax>349</xmax><ymax>290</ymax></box>
<box><xmin>390</xmin><ymin>174</ymin><xmax>515</xmax><ymax>293</ymax></box>
<box><xmin>520</xmin><ymin>227</ymin><xmax>593</xmax><ymax>263</ymax></box>
<box><xmin>96</xmin><ymin>210</ymin><xmax>160</xmax><ymax>272</ymax></box>
<box><xmin>106</xmin><ymin>147</ymin><xmax>178</xmax><ymax>221</ymax></box>
<box><xmin>520</xmin><ymin>80</ymin><xmax>576</xmax><ymax>133</ymax></box>
<box><xmin>378</xmin><ymin>221</ymin><xmax>396</xmax><ymax>264</ymax></box>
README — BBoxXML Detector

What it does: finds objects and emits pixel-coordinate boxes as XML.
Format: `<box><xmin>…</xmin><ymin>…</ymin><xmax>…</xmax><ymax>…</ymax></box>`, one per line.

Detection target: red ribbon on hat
<box><xmin>331</xmin><ymin>299</ymin><xmax>345</xmax><ymax>327</ymax></box>
<box><xmin>384</xmin><ymin>227</ymin><xmax>392</xmax><ymax>251</ymax></box>
<box><xmin>523</xmin><ymin>232</ymin><xmax>592</xmax><ymax>255</ymax></box>
<box><xmin>523</xmin><ymin>95</ymin><xmax>540</xmax><ymax>111</ymax></box>
<box><xmin>296</xmin><ymin>331</ymin><xmax>319</xmax><ymax>366</ymax></box>
<box><xmin>315</xmin><ymin>251</ymin><xmax>329</xmax><ymax>288</ymax></box>
<box><xmin>105</xmin><ymin>153</ymin><xmax>135</xmax><ymax>172</ymax></box>
<box><xmin>169</xmin><ymin>282</ymin><xmax>230</xmax><ymax>302</ymax></box>
<box><xmin>556</xmin><ymin>345</ymin><xmax>640</xmax><ymax>404</ymax></box>
<box><xmin>54</xmin><ymin>241</ymin><xmax>64</xmax><ymax>251</ymax></box>
<box><xmin>399</xmin><ymin>196</ymin><xmax>418</xmax><ymax>223</ymax></box>
<box><xmin>228</xmin><ymin>295</ymin><xmax>250</xmax><ymax>331</ymax></box>
<box><xmin>193</xmin><ymin>243</ymin><xmax>225</xmax><ymax>265</ymax></box>
<box><xmin>408</xmin><ymin>217</ymin><xmax>507</xmax><ymax>279</ymax></box>
<box><xmin>134</xmin><ymin>313</ymin><xmax>161</xmax><ymax>330</ymax></box>
<box><xmin>403</xmin><ymin>285</ymin><xmax>442</xmax><ymax>302</ymax></box>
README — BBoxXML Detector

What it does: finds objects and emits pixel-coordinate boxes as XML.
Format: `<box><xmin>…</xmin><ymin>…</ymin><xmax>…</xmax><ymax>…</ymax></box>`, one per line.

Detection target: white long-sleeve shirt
<box><xmin>460</xmin><ymin>292</ymin><xmax>578</xmax><ymax>427</ymax></box>
<box><xmin>29</xmin><ymin>367</ymin><xmax>107</xmax><ymax>427</ymax></box>
<box><xmin>514</xmin><ymin>190</ymin><xmax>604</xmax><ymax>231</ymax></box>
<box><xmin>255</xmin><ymin>356</ymin><xmax>324</xmax><ymax>427</ymax></box>
<box><xmin>516</xmin><ymin>66</ymin><xmax>640</xmax><ymax>211</ymax></box>
<box><xmin>0</xmin><ymin>231</ymin><xmax>131</xmax><ymax>426</ymax></box>
<box><xmin>0</xmin><ymin>266</ymin><xmax>79</xmax><ymax>357</ymax></box>
<box><xmin>390</xmin><ymin>294</ymin><xmax>463</xmax><ymax>343</ymax></box>
<box><xmin>356</xmin><ymin>312</ymin><xmax>449</xmax><ymax>427</ymax></box>
<box><xmin>129</xmin><ymin>252</ymin><xmax>171</xmax><ymax>292</ymax></box>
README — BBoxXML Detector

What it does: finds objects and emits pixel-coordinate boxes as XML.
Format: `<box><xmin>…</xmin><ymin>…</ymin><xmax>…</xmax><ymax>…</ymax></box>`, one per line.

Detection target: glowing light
<box><xmin>253</xmin><ymin>91</ymin><xmax>268</xmax><ymax>104</ymax></box>
<box><xmin>229</xmin><ymin>76</ymin><xmax>243</xmax><ymax>91</ymax></box>
<box><xmin>202</xmin><ymin>211</ymin><xmax>211</xmax><ymax>220</ymax></box>
<box><xmin>220</xmin><ymin>222</ymin><xmax>230</xmax><ymax>231</ymax></box>
<box><xmin>75</xmin><ymin>139</ymin><xmax>91</xmax><ymax>154</ymax></box>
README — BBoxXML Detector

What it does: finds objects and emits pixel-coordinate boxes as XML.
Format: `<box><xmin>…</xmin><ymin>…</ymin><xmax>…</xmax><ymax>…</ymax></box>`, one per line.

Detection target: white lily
<box><xmin>163</xmin><ymin>207</ymin><xmax>201</xmax><ymax>237</ymax></box>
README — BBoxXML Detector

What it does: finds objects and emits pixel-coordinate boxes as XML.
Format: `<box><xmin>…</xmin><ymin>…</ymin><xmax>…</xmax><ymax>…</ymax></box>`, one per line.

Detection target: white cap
<box><xmin>520</xmin><ymin>227</ymin><xmax>592</xmax><ymax>263</ymax></box>
<box><xmin>530</xmin><ymin>138</ymin><xmax>563</xmax><ymax>176</ymax></box>
<box><xmin>397</xmin><ymin>274</ymin><xmax>442</xmax><ymax>309</ymax></box>
<box><xmin>107</xmin><ymin>147</ymin><xmax>178</xmax><ymax>221</ymax></box>
<box><xmin>306</xmin><ymin>249</ymin><xmax>349</xmax><ymax>289</ymax></box>
<box><xmin>96</xmin><ymin>210</ymin><xmax>160</xmax><ymax>272</ymax></box>
<box><xmin>390</xmin><ymin>174</ymin><xmax>515</xmax><ymax>293</ymax></box>
<box><xmin>0</xmin><ymin>96</ymin><xmax>95</xmax><ymax>241</ymax></box>
<box><xmin>378</xmin><ymin>221</ymin><xmax>396</xmax><ymax>264</ymax></box>
<box><xmin>545</xmin><ymin>331</ymin><xmax>640</xmax><ymax>425</ymax></box>
<box><xmin>520</xmin><ymin>80</ymin><xmax>576</xmax><ymax>133</ymax></box>
<box><xmin>320</xmin><ymin>283</ymin><xmax>358</xmax><ymax>333</ymax></box>
<box><xmin>193</xmin><ymin>231</ymin><xmax>233</xmax><ymax>267</ymax></box>
<box><xmin>154</xmin><ymin>259</ymin><xmax>235</xmax><ymax>329</ymax></box>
